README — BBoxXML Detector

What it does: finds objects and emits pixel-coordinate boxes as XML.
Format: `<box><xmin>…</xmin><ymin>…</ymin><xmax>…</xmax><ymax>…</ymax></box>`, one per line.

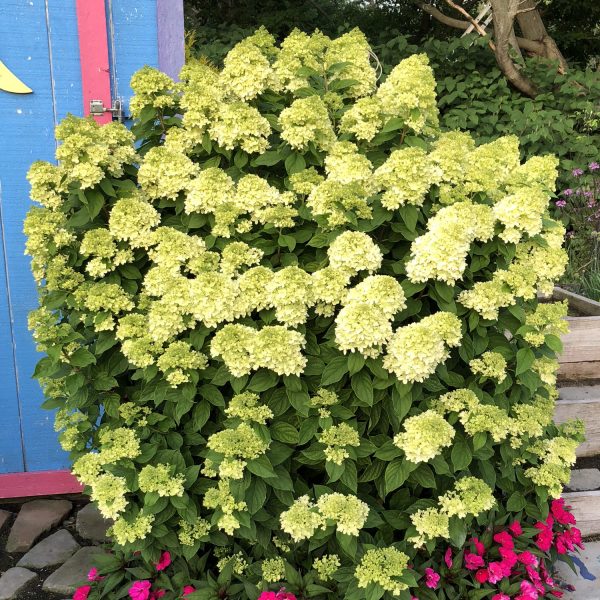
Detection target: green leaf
<box><xmin>381</xmin><ymin>117</ymin><xmax>405</xmax><ymax>133</ymax></box>
<box><xmin>507</xmin><ymin>491</ymin><xmax>527</xmax><ymax>512</ymax></box>
<box><xmin>271</xmin><ymin>421</ymin><xmax>299</xmax><ymax>445</ymax></box>
<box><xmin>516</xmin><ymin>347</ymin><xmax>535</xmax><ymax>375</ymax></box>
<box><xmin>321</xmin><ymin>356</ymin><xmax>348</xmax><ymax>386</ymax></box>
<box><xmin>347</xmin><ymin>353</ymin><xmax>365</xmax><ymax>375</ymax></box>
<box><xmin>252</xmin><ymin>151</ymin><xmax>282</xmax><ymax>167</ymax></box>
<box><xmin>451</xmin><ymin>436</ymin><xmax>472</xmax><ymax>471</ymax></box>
<box><xmin>410</xmin><ymin>464</ymin><xmax>437</xmax><ymax>489</ymax></box>
<box><xmin>384</xmin><ymin>458</ymin><xmax>409</xmax><ymax>495</ymax></box>
<box><xmin>247</xmin><ymin>455</ymin><xmax>276</xmax><ymax>478</ymax></box>
<box><xmin>248</xmin><ymin>370</ymin><xmax>279</xmax><ymax>392</ymax></box>
<box><xmin>69</xmin><ymin>348</ymin><xmax>96</xmax><ymax>367</ymax></box>
<box><xmin>285</xmin><ymin>152</ymin><xmax>306</xmax><ymax>175</ymax></box>
<box><xmin>449</xmin><ymin>516</ymin><xmax>467</xmax><ymax>548</ymax></box>
<box><xmin>351</xmin><ymin>370</ymin><xmax>373</xmax><ymax>405</ymax></box>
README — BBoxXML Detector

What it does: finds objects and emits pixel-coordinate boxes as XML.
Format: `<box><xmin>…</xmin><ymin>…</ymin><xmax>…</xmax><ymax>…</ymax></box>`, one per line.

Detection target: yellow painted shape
<box><xmin>0</xmin><ymin>59</ymin><xmax>32</xmax><ymax>94</ymax></box>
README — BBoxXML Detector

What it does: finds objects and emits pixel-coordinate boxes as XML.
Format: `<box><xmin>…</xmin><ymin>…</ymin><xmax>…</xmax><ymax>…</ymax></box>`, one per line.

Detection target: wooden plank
<box><xmin>107</xmin><ymin>0</ymin><xmax>158</xmax><ymax>117</ymax></box>
<box><xmin>157</xmin><ymin>0</ymin><xmax>185</xmax><ymax>80</ymax></box>
<box><xmin>555</xmin><ymin>387</ymin><xmax>600</xmax><ymax>457</ymax></box>
<box><xmin>76</xmin><ymin>0</ymin><xmax>112</xmax><ymax>123</ymax></box>
<box><xmin>554</xmin><ymin>286</ymin><xmax>600</xmax><ymax>317</ymax></box>
<box><xmin>560</xmin><ymin>317</ymin><xmax>600</xmax><ymax>364</ymax></box>
<box><xmin>0</xmin><ymin>470</ymin><xmax>82</xmax><ymax>500</ymax></box>
<box><xmin>558</xmin><ymin>361</ymin><xmax>600</xmax><ymax>381</ymax></box>
<box><xmin>562</xmin><ymin>491</ymin><xmax>600</xmax><ymax>537</ymax></box>
<box><xmin>0</xmin><ymin>0</ymin><xmax>70</xmax><ymax>473</ymax></box>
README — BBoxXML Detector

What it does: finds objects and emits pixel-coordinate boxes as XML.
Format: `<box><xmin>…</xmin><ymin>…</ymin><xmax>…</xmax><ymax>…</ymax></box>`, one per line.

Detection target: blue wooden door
<box><xmin>0</xmin><ymin>0</ymin><xmax>163</xmax><ymax>474</ymax></box>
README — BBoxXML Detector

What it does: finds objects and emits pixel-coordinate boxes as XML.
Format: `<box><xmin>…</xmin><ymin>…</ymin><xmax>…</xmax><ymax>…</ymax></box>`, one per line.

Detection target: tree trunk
<box><xmin>515</xmin><ymin>0</ymin><xmax>568</xmax><ymax>70</ymax></box>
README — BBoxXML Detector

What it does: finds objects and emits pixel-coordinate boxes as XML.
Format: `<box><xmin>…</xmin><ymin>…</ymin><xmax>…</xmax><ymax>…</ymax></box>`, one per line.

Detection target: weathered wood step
<box><xmin>558</xmin><ymin>316</ymin><xmax>600</xmax><ymax>381</ymax></box>
<box><xmin>555</xmin><ymin>386</ymin><xmax>600</xmax><ymax>458</ymax></box>
<box><xmin>562</xmin><ymin>491</ymin><xmax>600</xmax><ymax>537</ymax></box>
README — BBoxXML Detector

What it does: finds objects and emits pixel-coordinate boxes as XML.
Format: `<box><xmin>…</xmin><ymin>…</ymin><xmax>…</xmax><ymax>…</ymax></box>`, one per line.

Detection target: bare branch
<box><xmin>443</xmin><ymin>0</ymin><xmax>491</xmax><ymax>39</ymax></box>
<box><xmin>411</xmin><ymin>1</ymin><xmax>470</xmax><ymax>30</ymax></box>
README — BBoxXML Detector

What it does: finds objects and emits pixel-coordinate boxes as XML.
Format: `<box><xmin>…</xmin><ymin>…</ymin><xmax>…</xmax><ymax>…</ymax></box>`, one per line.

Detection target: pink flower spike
<box><xmin>155</xmin><ymin>551</ymin><xmax>171</xmax><ymax>572</ymax></box>
<box><xmin>182</xmin><ymin>586</ymin><xmax>196</xmax><ymax>597</ymax></box>
<box><xmin>129</xmin><ymin>581</ymin><xmax>152</xmax><ymax>600</ymax></box>
<box><xmin>73</xmin><ymin>585</ymin><xmax>92</xmax><ymax>600</ymax></box>
<box><xmin>424</xmin><ymin>568</ymin><xmax>440</xmax><ymax>589</ymax></box>
<box><xmin>444</xmin><ymin>547</ymin><xmax>453</xmax><ymax>568</ymax></box>
<box><xmin>508</xmin><ymin>521</ymin><xmax>523</xmax><ymax>536</ymax></box>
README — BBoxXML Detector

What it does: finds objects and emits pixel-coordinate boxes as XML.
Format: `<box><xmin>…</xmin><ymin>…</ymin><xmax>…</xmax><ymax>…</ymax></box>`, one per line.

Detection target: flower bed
<box><xmin>26</xmin><ymin>27</ymin><xmax>585</xmax><ymax>600</ymax></box>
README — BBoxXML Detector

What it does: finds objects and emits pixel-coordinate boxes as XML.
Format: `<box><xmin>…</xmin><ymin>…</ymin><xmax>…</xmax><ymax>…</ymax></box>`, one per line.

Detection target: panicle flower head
<box><xmin>327</xmin><ymin>231</ymin><xmax>382</xmax><ymax>276</ymax></box>
<box><xmin>320</xmin><ymin>423</ymin><xmax>360</xmax><ymax>464</ymax></box>
<box><xmin>313</xmin><ymin>554</ymin><xmax>341</xmax><ymax>581</ymax></box>
<box><xmin>110</xmin><ymin>514</ymin><xmax>155</xmax><ymax>546</ymax></box>
<box><xmin>27</xmin><ymin>161</ymin><xmax>65</xmax><ymax>209</ymax></box>
<box><xmin>138</xmin><ymin>146</ymin><xmax>198</xmax><ymax>200</ymax></box>
<box><xmin>207</xmin><ymin>422</ymin><xmax>269</xmax><ymax>461</ymax></box>
<box><xmin>138</xmin><ymin>464</ymin><xmax>185</xmax><ymax>497</ymax></box>
<box><xmin>410</xmin><ymin>507</ymin><xmax>450</xmax><ymax>546</ymax></box>
<box><xmin>262</xmin><ymin>557</ymin><xmax>286</xmax><ymax>583</ymax></box>
<box><xmin>339</xmin><ymin>96</ymin><xmax>383</xmax><ymax>141</ymax></box>
<box><xmin>225</xmin><ymin>392</ymin><xmax>273</xmax><ymax>424</ymax></box>
<box><xmin>394</xmin><ymin>410</ymin><xmax>455</xmax><ymax>463</ymax></box>
<box><xmin>90</xmin><ymin>473</ymin><xmax>129</xmax><ymax>519</ymax></box>
<box><xmin>355</xmin><ymin>547</ymin><xmax>410</xmax><ymax>596</ymax></box>
<box><xmin>279</xmin><ymin>96</ymin><xmax>335</xmax><ymax>151</ymax></box>
<box><xmin>383</xmin><ymin>312</ymin><xmax>461</xmax><ymax>383</ymax></box>
<box><xmin>469</xmin><ymin>352</ymin><xmax>507</xmax><ymax>382</ymax></box>
<box><xmin>129</xmin><ymin>66</ymin><xmax>177</xmax><ymax>116</ymax></box>
<box><xmin>316</xmin><ymin>493</ymin><xmax>370</xmax><ymax>536</ymax></box>
<box><xmin>209</xmin><ymin>102</ymin><xmax>271</xmax><ymax>154</ymax></box>
<box><xmin>280</xmin><ymin>496</ymin><xmax>325</xmax><ymax>542</ymax></box>
<box><xmin>178</xmin><ymin>518</ymin><xmax>211</xmax><ymax>546</ymax></box>
<box><xmin>524</xmin><ymin>301</ymin><xmax>569</xmax><ymax>346</ymax></box>
<box><xmin>438</xmin><ymin>477</ymin><xmax>495</xmax><ymax>519</ymax></box>
<box><xmin>376</xmin><ymin>54</ymin><xmax>439</xmax><ymax>134</ymax></box>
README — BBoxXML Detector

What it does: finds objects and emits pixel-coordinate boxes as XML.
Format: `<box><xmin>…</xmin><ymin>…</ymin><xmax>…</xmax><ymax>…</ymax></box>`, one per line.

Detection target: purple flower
<box><xmin>562</xmin><ymin>188</ymin><xmax>574</xmax><ymax>196</ymax></box>
<box><xmin>589</xmin><ymin>162</ymin><xmax>600</xmax><ymax>171</ymax></box>
<box><xmin>588</xmin><ymin>200</ymin><xmax>596</xmax><ymax>208</ymax></box>
<box><xmin>555</xmin><ymin>200</ymin><xmax>567</xmax><ymax>208</ymax></box>
<box><xmin>572</xmin><ymin>168</ymin><xmax>584</xmax><ymax>177</ymax></box>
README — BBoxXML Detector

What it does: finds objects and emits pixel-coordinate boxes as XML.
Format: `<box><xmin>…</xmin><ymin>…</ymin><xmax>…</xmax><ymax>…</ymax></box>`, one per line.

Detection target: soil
<box><xmin>0</xmin><ymin>495</ymin><xmax>91</xmax><ymax>600</ymax></box>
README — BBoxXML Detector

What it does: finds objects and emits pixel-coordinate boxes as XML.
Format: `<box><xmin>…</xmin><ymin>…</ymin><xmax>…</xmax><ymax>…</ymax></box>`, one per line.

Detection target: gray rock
<box><xmin>568</xmin><ymin>468</ymin><xmax>600</xmax><ymax>492</ymax></box>
<box><xmin>0</xmin><ymin>567</ymin><xmax>37</xmax><ymax>600</ymax></box>
<box><xmin>42</xmin><ymin>546</ymin><xmax>104</xmax><ymax>595</ymax></box>
<box><xmin>17</xmin><ymin>529</ymin><xmax>80</xmax><ymax>569</ymax></box>
<box><xmin>0</xmin><ymin>509</ymin><xmax>12</xmax><ymax>532</ymax></box>
<box><xmin>76</xmin><ymin>503</ymin><xmax>112</xmax><ymax>543</ymax></box>
<box><xmin>6</xmin><ymin>499</ymin><xmax>72</xmax><ymax>553</ymax></box>
<box><xmin>554</xmin><ymin>541</ymin><xmax>600</xmax><ymax>598</ymax></box>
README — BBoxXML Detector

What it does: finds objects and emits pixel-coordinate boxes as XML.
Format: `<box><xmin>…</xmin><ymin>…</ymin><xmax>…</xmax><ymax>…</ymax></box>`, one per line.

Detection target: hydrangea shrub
<box><xmin>26</xmin><ymin>27</ymin><xmax>584</xmax><ymax>600</ymax></box>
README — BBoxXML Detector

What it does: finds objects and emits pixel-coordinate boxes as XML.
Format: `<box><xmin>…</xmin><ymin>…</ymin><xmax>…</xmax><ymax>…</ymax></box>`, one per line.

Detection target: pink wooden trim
<box><xmin>76</xmin><ymin>0</ymin><xmax>112</xmax><ymax>124</ymax></box>
<box><xmin>0</xmin><ymin>470</ymin><xmax>83</xmax><ymax>499</ymax></box>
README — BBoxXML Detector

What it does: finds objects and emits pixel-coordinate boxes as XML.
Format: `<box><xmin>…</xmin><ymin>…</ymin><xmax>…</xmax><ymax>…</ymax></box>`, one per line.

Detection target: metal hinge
<box><xmin>89</xmin><ymin>98</ymin><xmax>126</xmax><ymax>121</ymax></box>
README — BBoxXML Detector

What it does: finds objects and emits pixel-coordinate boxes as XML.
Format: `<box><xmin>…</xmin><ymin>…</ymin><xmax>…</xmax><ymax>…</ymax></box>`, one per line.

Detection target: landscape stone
<box><xmin>0</xmin><ymin>509</ymin><xmax>12</xmax><ymax>532</ymax></box>
<box><xmin>0</xmin><ymin>567</ymin><xmax>37</xmax><ymax>600</ymax></box>
<box><xmin>554</xmin><ymin>541</ymin><xmax>600</xmax><ymax>599</ymax></box>
<box><xmin>17</xmin><ymin>529</ymin><xmax>80</xmax><ymax>569</ymax></box>
<box><xmin>42</xmin><ymin>546</ymin><xmax>104</xmax><ymax>595</ymax></box>
<box><xmin>76</xmin><ymin>503</ymin><xmax>112</xmax><ymax>542</ymax></box>
<box><xmin>568</xmin><ymin>468</ymin><xmax>600</xmax><ymax>492</ymax></box>
<box><xmin>6</xmin><ymin>499</ymin><xmax>72</xmax><ymax>553</ymax></box>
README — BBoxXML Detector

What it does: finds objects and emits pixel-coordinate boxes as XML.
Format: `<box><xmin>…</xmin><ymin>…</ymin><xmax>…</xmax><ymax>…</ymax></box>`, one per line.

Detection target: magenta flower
<box><xmin>424</xmin><ymin>567</ymin><xmax>440</xmax><ymax>589</ymax></box>
<box><xmin>129</xmin><ymin>581</ymin><xmax>152</xmax><ymax>600</ymax></box>
<box><xmin>155</xmin><ymin>551</ymin><xmax>171</xmax><ymax>571</ymax></box>
<box><xmin>182</xmin><ymin>586</ymin><xmax>196</xmax><ymax>597</ymax></box>
<box><xmin>492</xmin><ymin>594</ymin><xmax>510</xmax><ymax>600</ymax></box>
<box><xmin>493</xmin><ymin>531</ymin><xmax>514</xmax><ymax>549</ymax></box>
<box><xmin>517</xmin><ymin>551</ymin><xmax>538</xmax><ymax>566</ymax></box>
<box><xmin>572</xmin><ymin>168</ymin><xmax>584</xmax><ymax>177</ymax></box>
<box><xmin>551</xmin><ymin>499</ymin><xmax>576</xmax><ymax>525</ymax></box>
<box><xmin>562</xmin><ymin>188</ymin><xmax>574</xmax><ymax>196</ymax></box>
<box><xmin>470</xmin><ymin>536</ymin><xmax>485</xmax><ymax>556</ymax></box>
<box><xmin>508</xmin><ymin>520</ymin><xmax>523</xmax><ymax>536</ymax></box>
<box><xmin>444</xmin><ymin>547</ymin><xmax>453</xmax><ymax>568</ymax></box>
<box><xmin>464</xmin><ymin>551</ymin><xmax>485</xmax><ymax>570</ymax></box>
<box><xmin>87</xmin><ymin>567</ymin><xmax>103</xmax><ymax>582</ymax></box>
<box><xmin>589</xmin><ymin>162</ymin><xmax>599</xmax><ymax>171</ymax></box>
<box><xmin>475</xmin><ymin>568</ymin><xmax>489</xmax><ymax>583</ymax></box>
<box><xmin>555</xmin><ymin>200</ymin><xmax>567</xmax><ymax>208</ymax></box>
<box><xmin>73</xmin><ymin>586</ymin><xmax>92</xmax><ymax>600</ymax></box>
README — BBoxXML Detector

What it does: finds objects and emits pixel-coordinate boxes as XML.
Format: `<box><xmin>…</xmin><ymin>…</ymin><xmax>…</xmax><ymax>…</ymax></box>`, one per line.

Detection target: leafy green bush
<box><xmin>27</xmin><ymin>27</ymin><xmax>584</xmax><ymax>600</ymax></box>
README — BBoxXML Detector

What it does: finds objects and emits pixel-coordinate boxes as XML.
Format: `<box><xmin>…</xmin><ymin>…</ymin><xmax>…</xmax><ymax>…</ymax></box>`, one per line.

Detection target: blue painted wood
<box><xmin>107</xmin><ymin>0</ymin><xmax>158</xmax><ymax>115</ymax></box>
<box><xmin>0</xmin><ymin>0</ymin><xmax>176</xmax><ymax>476</ymax></box>
<box><xmin>0</xmin><ymin>0</ymin><xmax>68</xmax><ymax>473</ymax></box>
<box><xmin>46</xmin><ymin>0</ymin><xmax>83</xmax><ymax>124</ymax></box>
<box><xmin>0</xmin><ymin>198</ymin><xmax>24</xmax><ymax>474</ymax></box>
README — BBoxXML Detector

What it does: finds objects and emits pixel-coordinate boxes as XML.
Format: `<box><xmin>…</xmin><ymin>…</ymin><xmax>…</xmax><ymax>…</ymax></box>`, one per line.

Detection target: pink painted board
<box><xmin>75</xmin><ymin>0</ymin><xmax>112</xmax><ymax>123</ymax></box>
<box><xmin>0</xmin><ymin>470</ymin><xmax>83</xmax><ymax>499</ymax></box>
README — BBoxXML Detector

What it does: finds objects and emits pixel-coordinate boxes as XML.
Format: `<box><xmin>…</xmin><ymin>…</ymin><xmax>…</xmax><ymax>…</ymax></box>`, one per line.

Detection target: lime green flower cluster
<box><xmin>109</xmin><ymin>514</ymin><xmax>155</xmax><ymax>546</ymax></box>
<box><xmin>320</xmin><ymin>423</ymin><xmax>361</xmax><ymax>465</ymax></box>
<box><xmin>225</xmin><ymin>392</ymin><xmax>273</xmax><ymax>424</ymax></box>
<box><xmin>261</xmin><ymin>557</ymin><xmax>286</xmax><ymax>583</ymax></box>
<box><xmin>523</xmin><ymin>301</ymin><xmax>569</xmax><ymax>346</ymax></box>
<box><xmin>354</xmin><ymin>547</ymin><xmax>411</xmax><ymax>596</ymax></box>
<box><xmin>178</xmin><ymin>517</ymin><xmax>211</xmax><ymax>546</ymax></box>
<box><xmin>469</xmin><ymin>351</ymin><xmax>508</xmax><ymax>382</ymax></box>
<box><xmin>383</xmin><ymin>312</ymin><xmax>462</xmax><ymax>383</ymax></box>
<box><xmin>138</xmin><ymin>464</ymin><xmax>185</xmax><ymax>497</ymax></box>
<box><xmin>280</xmin><ymin>493</ymin><xmax>369</xmax><ymax>541</ymax></box>
<box><xmin>394</xmin><ymin>410</ymin><xmax>455</xmax><ymax>463</ymax></box>
<box><xmin>313</xmin><ymin>554</ymin><xmax>341</xmax><ymax>581</ymax></box>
